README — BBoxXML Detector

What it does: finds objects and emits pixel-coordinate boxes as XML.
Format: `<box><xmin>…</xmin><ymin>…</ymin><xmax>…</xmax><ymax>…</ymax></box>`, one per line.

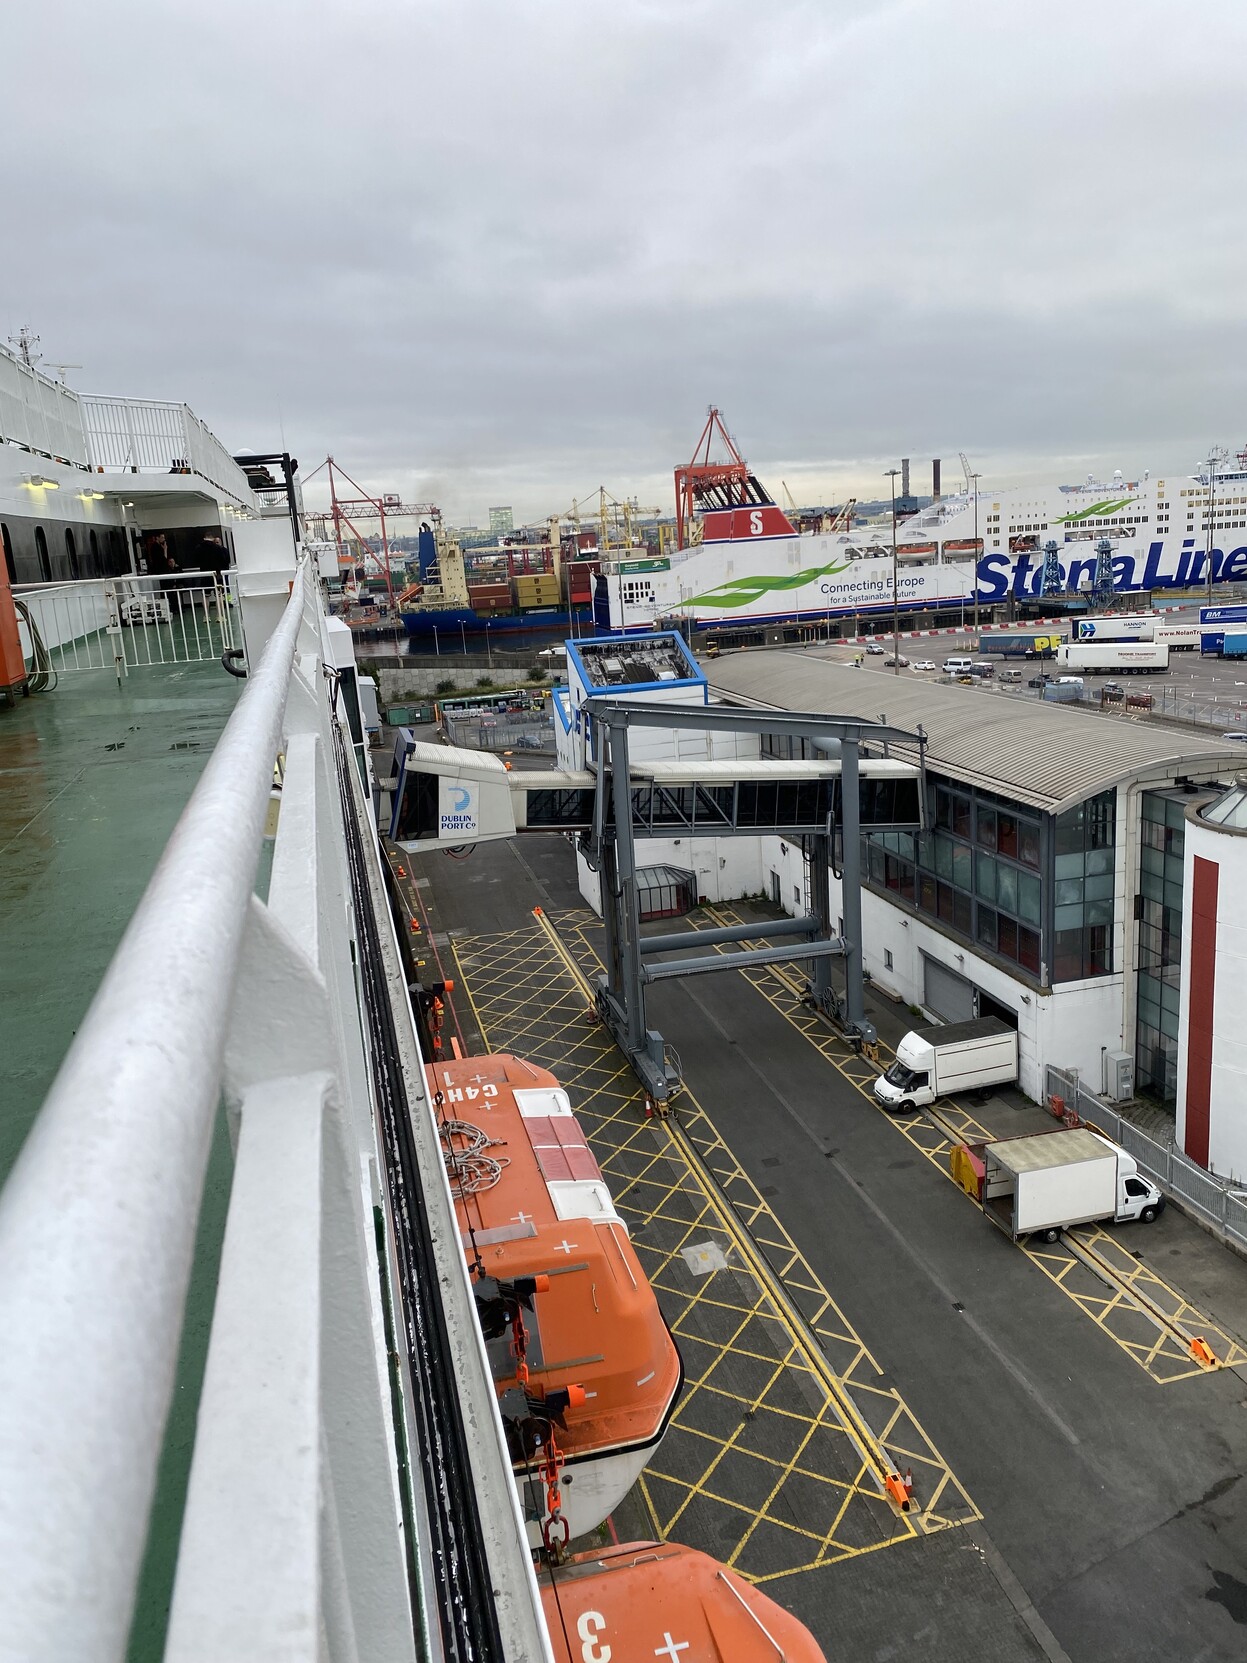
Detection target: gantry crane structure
<box><xmin>673</xmin><ymin>406</ymin><xmax>787</xmax><ymax>551</ymax></box>
<box><xmin>566</xmin><ymin>488</ymin><xmax>664</xmax><ymax>560</ymax></box>
<box><xmin>304</xmin><ymin>457</ymin><xmax>442</xmax><ymax>608</ymax></box>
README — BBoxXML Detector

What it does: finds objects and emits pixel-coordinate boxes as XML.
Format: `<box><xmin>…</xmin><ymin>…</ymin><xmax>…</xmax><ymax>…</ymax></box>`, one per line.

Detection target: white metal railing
<box><xmin>80</xmin><ymin>395</ymin><xmax>257</xmax><ymax>505</ymax></box>
<box><xmin>0</xmin><ymin>560</ymin><xmax>546</xmax><ymax>1663</ymax></box>
<box><xmin>0</xmin><ymin>340</ymin><xmax>90</xmax><ymax>466</ymax></box>
<box><xmin>15</xmin><ymin>573</ymin><xmax>238</xmax><ymax>673</ymax></box>
<box><xmin>1046</xmin><ymin>1065</ymin><xmax>1247</xmax><ymax>1252</ymax></box>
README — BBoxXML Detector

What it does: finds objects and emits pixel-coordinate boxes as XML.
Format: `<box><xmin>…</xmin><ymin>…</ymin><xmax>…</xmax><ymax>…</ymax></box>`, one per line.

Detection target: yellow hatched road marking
<box><xmin>669</xmin><ymin>903</ymin><xmax>1247</xmax><ymax>1385</ymax></box>
<box><xmin>450</xmin><ymin>915</ymin><xmax>980</xmax><ymax>1581</ymax></box>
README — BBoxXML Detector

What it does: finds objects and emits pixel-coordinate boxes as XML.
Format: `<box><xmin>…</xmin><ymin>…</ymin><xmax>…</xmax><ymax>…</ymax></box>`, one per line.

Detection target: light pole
<box><xmin>885</xmin><ymin>468</ymin><xmax>901</xmax><ymax>674</ymax></box>
<box><xmin>970</xmin><ymin>472</ymin><xmax>982</xmax><ymax>644</ymax></box>
<box><xmin>432</xmin><ymin>623</ymin><xmax>440</xmax><ymax>657</ymax></box>
<box><xmin>486</xmin><ymin>620</ymin><xmax>493</xmax><ymax>672</ymax></box>
<box><xmin>1203</xmin><ymin>449</ymin><xmax>1224</xmax><ymax>607</ymax></box>
<box><xmin>460</xmin><ymin>621</ymin><xmax>467</xmax><ymax>656</ymax></box>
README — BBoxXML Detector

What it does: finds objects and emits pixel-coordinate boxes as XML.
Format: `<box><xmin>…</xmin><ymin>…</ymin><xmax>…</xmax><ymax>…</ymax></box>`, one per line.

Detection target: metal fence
<box><xmin>0</xmin><ymin>341</ymin><xmax>89</xmax><ymax>466</ymax></box>
<box><xmin>80</xmin><ymin>395</ymin><xmax>257</xmax><ymax>504</ymax></box>
<box><xmin>1045</xmin><ymin>1066</ymin><xmax>1247</xmax><ymax>1252</ymax></box>
<box><xmin>443</xmin><ymin>710</ymin><xmax>554</xmax><ymax>752</ymax></box>
<box><xmin>15</xmin><ymin>573</ymin><xmax>238</xmax><ymax>675</ymax></box>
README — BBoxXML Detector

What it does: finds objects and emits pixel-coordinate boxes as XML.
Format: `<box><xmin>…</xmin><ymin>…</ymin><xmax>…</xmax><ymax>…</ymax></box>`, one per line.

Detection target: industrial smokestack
<box><xmin>932</xmin><ymin>458</ymin><xmax>941</xmax><ymax>501</ymax></box>
<box><xmin>901</xmin><ymin>458</ymin><xmax>910</xmax><ymax>501</ymax></box>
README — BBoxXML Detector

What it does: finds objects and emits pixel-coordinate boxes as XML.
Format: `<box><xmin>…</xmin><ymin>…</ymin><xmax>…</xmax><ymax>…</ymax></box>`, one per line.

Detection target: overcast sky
<box><xmin>5</xmin><ymin>0</ymin><xmax>1246</xmax><ymax>522</ymax></box>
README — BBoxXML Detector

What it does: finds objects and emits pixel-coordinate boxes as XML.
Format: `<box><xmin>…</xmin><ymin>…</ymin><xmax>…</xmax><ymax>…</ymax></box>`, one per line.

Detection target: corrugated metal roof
<box><xmin>707</xmin><ymin>651</ymin><xmax>1247</xmax><ymax>814</ymax></box>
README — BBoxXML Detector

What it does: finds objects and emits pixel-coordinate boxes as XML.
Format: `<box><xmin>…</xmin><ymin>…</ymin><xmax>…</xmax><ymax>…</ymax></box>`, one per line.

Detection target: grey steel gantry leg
<box><xmin>838</xmin><ymin>738</ymin><xmax>876</xmax><ymax>1047</ymax></box>
<box><xmin>598</xmin><ymin>717</ymin><xmax>671</xmax><ymax>1100</ymax></box>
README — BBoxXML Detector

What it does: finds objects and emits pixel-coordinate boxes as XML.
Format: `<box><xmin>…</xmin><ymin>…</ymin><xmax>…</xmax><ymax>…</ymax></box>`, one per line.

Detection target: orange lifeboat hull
<box><xmin>428</xmin><ymin>1054</ymin><xmax>683</xmax><ymax>1547</ymax></box>
<box><xmin>540</xmin><ymin>1541</ymin><xmax>828</xmax><ymax>1663</ymax></box>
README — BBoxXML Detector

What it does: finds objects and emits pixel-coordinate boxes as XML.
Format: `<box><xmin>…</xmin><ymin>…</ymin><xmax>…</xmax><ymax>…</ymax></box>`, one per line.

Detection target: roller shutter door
<box><xmin>923</xmin><ymin>956</ymin><xmax>976</xmax><ymax>1023</ymax></box>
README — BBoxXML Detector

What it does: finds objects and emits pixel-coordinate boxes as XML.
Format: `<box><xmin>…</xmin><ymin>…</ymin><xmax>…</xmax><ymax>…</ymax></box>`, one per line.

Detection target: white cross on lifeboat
<box><xmin>467</xmin><ymin>1072</ymin><xmax>490</xmax><ymax>1084</ymax></box>
<box><xmin>654</xmin><ymin>1636</ymin><xmax>689</xmax><ymax>1662</ymax></box>
<box><xmin>552</xmin><ymin>1239</ymin><xmax>579</xmax><ymax>1255</ymax></box>
<box><xmin>511</xmin><ymin>1210</ymin><xmax>534</xmax><ymax>1225</ymax></box>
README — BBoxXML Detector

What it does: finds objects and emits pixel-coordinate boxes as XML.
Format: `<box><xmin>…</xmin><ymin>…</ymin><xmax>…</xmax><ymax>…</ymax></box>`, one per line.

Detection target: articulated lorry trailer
<box><xmin>951</xmin><ymin>1127</ymin><xmax>1164</xmax><ymax>1243</ymax></box>
<box><xmin>980</xmin><ymin>630</ymin><xmax>1063</xmax><ymax>659</ymax></box>
<box><xmin>873</xmin><ymin>1018</ymin><xmax>1018</xmax><ymax>1114</ymax></box>
<box><xmin>1055</xmin><ymin>642</ymin><xmax>1169</xmax><ymax>674</ymax></box>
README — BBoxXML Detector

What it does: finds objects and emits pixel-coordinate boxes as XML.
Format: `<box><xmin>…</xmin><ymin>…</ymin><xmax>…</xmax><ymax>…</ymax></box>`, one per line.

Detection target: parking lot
<box><xmin>802</xmin><ymin>608</ymin><xmax>1247</xmax><ymax>737</ymax></box>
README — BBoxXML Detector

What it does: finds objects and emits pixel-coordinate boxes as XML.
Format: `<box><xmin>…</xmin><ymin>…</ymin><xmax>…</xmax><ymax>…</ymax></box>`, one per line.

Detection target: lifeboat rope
<box><xmin>510</xmin><ymin>1296</ymin><xmax>570</xmax><ymax>1562</ymax></box>
<box><xmin>437</xmin><ymin>1117</ymin><xmax>510</xmax><ymax>1196</ymax></box>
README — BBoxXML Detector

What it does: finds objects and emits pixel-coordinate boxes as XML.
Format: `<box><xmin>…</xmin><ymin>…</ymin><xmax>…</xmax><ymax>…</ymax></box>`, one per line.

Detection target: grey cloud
<box><xmin>3</xmin><ymin>0</ymin><xmax>1244</xmax><ymax>523</ymax></box>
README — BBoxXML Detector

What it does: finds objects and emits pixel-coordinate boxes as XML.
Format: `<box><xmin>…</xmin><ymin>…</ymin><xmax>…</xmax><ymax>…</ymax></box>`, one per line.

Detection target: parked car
<box><xmin>1101</xmin><ymin>681</ymin><xmax>1125</xmax><ymax>697</ymax></box>
<box><xmin>1000</xmin><ymin>668</ymin><xmax>1023</xmax><ymax>684</ymax></box>
<box><xmin>1028</xmin><ymin>672</ymin><xmax>1052</xmax><ymax>688</ymax></box>
<box><xmin>884</xmin><ymin>654</ymin><xmax>910</xmax><ymax>668</ymax></box>
<box><xmin>912</xmin><ymin>659</ymin><xmax>936</xmax><ymax>672</ymax></box>
<box><xmin>865</xmin><ymin>641</ymin><xmax>886</xmax><ymax>655</ymax></box>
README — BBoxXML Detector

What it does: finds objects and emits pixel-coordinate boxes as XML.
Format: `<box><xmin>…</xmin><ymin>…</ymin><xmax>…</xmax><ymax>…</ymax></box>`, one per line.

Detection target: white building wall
<box><xmin>1176</xmin><ymin>813</ymin><xmax>1247</xmax><ymax>1181</ymax></box>
<box><xmin>758</xmin><ymin>828</ymin><xmax>1128</xmax><ymax>1103</ymax></box>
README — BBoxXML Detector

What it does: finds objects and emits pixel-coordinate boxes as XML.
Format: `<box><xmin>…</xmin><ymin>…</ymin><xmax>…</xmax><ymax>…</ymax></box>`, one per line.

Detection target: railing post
<box><xmin>0</xmin><ymin>565</ymin><xmax>307</xmax><ymax>1663</ymax></box>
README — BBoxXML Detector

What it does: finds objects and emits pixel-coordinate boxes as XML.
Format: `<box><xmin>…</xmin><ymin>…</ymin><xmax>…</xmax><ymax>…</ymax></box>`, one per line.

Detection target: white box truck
<box><xmin>1055</xmin><ymin>642</ymin><xmax>1168</xmax><ymax>674</ymax></box>
<box><xmin>873</xmin><ymin>1018</ymin><xmax>1018</xmax><ymax>1114</ymax></box>
<box><xmin>979</xmin><ymin>1127</ymin><xmax>1164</xmax><ymax>1242</ymax></box>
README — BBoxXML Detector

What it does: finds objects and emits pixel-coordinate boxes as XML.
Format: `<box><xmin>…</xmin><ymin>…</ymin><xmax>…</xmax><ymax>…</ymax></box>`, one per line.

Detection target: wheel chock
<box><xmin>884</xmin><ymin>1472</ymin><xmax>912</xmax><ymax>1511</ymax></box>
<box><xmin>1190</xmin><ymin>1336</ymin><xmax>1218</xmax><ymax>1368</ymax></box>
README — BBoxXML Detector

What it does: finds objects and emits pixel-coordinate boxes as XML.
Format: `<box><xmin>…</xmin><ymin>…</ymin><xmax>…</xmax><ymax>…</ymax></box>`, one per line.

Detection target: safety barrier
<box><xmin>15</xmin><ymin>573</ymin><xmax>238</xmax><ymax>673</ymax></box>
<box><xmin>1046</xmin><ymin>1066</ymin><xmax>1247</xmax><ymax>1253</ymax></box>
<box><xmin>80</xmin><ymin>395</ymin><xmax>256</xmax><ymax>505</ymax></box>
<box><xmin>0</xmin><ymin>561</ymin><xmax>546</xmax><ymax>1663</ymax></box>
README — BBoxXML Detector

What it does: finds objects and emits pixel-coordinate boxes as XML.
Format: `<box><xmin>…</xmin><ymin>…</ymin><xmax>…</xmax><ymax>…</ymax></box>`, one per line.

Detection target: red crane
<box><xmin>673</xmin><ymin>408</ymin><xmax>782</xmax><ymax>549</ymax></box>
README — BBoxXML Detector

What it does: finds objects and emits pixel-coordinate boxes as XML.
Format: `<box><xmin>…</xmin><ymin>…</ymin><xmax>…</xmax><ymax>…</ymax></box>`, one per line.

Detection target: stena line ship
<box><xmin>593</xmin><ymin>412</ymin><xmax>1247</xmax><ymax>633</ymax></box>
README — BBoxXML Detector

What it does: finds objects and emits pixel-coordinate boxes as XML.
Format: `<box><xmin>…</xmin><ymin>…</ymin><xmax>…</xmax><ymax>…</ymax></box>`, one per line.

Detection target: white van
<box><xmin>943</xmin><ymin>656</ymin><xmax>974</xmax><ymax>676</ymax></box>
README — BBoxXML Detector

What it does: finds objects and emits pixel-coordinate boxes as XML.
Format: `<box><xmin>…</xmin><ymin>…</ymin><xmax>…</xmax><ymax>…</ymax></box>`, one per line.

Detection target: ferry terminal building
<box><xmin>703</xmin><ymin>654</ymin><xmax>1243</xmax><ymax>1154</ymax></box>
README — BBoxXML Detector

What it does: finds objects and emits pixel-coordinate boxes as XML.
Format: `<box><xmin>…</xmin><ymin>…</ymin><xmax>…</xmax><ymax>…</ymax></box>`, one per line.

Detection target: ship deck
<box><xmin>0</xmin><ymin>658</ymin><xmax>243</xmax><ymax>1662</ymax></box>
<box><xmin>413</xmin><ymin>827</ymin><xmax>1247</xmax><ymax>1663</ymax></box>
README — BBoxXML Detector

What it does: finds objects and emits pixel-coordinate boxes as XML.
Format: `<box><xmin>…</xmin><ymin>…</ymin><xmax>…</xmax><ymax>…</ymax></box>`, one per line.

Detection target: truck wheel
<box><xmin>1141</xmin><ymin>1205</ymin><xmax>1158</xmax><ymax>1223</ymax></box>
<box><xmin>897</xmin><ymin>1099</ymin><xmax>916</xmax><ymax>1117</ymax></box>
<box><xmin>1038</xmin><ymin>1227</ymin><xmax>1060</xmax><ymax>1244</ymax></box>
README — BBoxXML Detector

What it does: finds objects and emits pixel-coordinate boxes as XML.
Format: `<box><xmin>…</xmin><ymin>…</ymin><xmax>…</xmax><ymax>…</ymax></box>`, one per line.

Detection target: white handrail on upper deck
<box><xmin>0</xmin><ymin>564</ymin><xmax>307</xmax><ymax>1661</ymax></box>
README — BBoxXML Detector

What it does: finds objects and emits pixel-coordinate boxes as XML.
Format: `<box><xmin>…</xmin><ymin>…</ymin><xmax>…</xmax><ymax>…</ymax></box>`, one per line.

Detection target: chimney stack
<box><xmin>932</xmin><ymin>458</ymin><xmax>941</xmax><ymax>501</ymax></box>
<box><xmin>901</xmin><ymin>458</ymin><xmax>910</xmax><ymax>501</ymax></box>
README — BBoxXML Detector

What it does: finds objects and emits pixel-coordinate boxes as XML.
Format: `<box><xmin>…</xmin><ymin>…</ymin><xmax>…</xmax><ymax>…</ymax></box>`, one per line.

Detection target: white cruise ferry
<box><xmin>595</xmin><ymin>415</ymin><xmax>1247</xmax><ymax>632</ymax></box>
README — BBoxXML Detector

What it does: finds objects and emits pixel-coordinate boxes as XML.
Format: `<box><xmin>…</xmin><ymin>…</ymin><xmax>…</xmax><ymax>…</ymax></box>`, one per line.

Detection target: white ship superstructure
<box><xmin>598</xmin><ymin>421</ymin><xmax>1247</xmax><ymax>632</ymax></box>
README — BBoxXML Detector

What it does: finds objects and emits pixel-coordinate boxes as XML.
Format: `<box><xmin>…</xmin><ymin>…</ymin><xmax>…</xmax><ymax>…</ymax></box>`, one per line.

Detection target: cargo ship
<box><xmin>428</xmin><ymin>1050</ymin><xmax>683</xmax><ymax>1547</ymax></box>
<box><xmin>593</xmin><ymin>412</ymin><xmax>1247</xmax><ymax>634</ymax></box>
<box><xmin>394</xmin><ymin>518</ymin><xmax>609</xmax><ymax>639</ymax></box>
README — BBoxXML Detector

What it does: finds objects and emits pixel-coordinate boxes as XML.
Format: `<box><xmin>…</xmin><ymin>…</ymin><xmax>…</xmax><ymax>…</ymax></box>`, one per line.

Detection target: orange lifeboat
<box><xmin>427</xmin><ymin>1053</ymin><xmax>683</xmax><ymax>1549</ymax></box>
<box><xmin>540</xmin><ymin>1541</ymin><xmax>828</xmax><ymax>1662</ymax></box>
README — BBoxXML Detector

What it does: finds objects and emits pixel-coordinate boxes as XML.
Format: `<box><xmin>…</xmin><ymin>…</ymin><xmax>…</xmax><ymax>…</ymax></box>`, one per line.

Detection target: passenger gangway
<box><xmin>387</xmin><ymin>699</ymin><xmax>927</xmax><ymax>1101</ymax></box>
<box><xmin>388</xmin><ymin>740</ymin><xmax>922</xmax><ymax>848</ymax></box>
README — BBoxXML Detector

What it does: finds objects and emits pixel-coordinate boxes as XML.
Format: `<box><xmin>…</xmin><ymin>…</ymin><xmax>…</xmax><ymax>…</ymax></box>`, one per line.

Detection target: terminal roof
<box><xmin>707</xmin><ymin>651</ymin><xmax>1246</xmax><ymax>814</ymax></box>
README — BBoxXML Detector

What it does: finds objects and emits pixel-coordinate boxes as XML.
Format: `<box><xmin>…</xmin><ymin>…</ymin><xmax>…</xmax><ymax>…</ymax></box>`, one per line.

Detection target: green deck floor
<box><xmin>0</xmin><ymin>658</ymin><xmax>243</xmax><ymax>1661</ymax></box>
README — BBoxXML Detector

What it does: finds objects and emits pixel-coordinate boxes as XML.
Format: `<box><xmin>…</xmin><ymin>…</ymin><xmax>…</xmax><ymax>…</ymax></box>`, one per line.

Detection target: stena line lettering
<box><xmin>975</xmin><ymin>540</ymin><xmax>1247</xmax><ymax>600</ymax></box>
<box><xmin>749</xmin><ymin>510</ymin><xmax>763</xmax><ymax>535</ymax></box>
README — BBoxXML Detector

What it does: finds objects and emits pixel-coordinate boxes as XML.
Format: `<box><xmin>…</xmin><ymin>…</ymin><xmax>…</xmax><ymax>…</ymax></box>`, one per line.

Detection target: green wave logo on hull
<box><xmin>689</xmin><ymin>558</ymin><xmax>852</xmax><ymax>609</ymax></box>
<box><xmin>1055</xmin><ymin>497</ymin><xmax>1136</xmax><ymax>524</ymax></box>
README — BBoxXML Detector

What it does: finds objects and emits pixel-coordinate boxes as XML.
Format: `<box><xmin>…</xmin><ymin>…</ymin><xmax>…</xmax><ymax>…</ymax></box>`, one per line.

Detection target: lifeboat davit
<box><xmin>540</xmin><ymin>1541</ymin><xmax>828</xmax><ymax>1662</ymax></box>
<box><xmin>428</xmin><ymin>1053</ymin><xmax>683</xmax><ymax>1548</ymax></box>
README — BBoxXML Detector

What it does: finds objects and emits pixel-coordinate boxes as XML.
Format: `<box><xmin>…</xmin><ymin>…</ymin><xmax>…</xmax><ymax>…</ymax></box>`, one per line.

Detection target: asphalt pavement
<box><xmin>417</xmin><ymin>831</ymin><xmax>1247</xmax><ymax>1663</ymax></box>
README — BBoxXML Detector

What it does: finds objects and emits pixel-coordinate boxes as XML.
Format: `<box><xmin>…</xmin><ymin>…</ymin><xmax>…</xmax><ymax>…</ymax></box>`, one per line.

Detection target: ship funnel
<box><xmin>932</xmin><ymin>458</ymin><xmax>941</xmax><ymax>501</ymax></box>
